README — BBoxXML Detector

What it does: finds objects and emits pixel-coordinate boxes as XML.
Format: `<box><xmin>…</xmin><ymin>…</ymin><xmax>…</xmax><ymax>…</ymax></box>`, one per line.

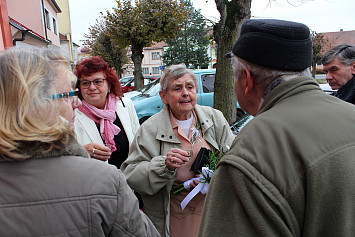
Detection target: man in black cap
<box><xmin>322</xmin><ymin>44</ymin><xmax>355</xmax><ymax>105</ymax></box>
<box><xmin>199</xmin><ymin>19</ymin><xmax>355</xmax><ymax>237</ymax></box>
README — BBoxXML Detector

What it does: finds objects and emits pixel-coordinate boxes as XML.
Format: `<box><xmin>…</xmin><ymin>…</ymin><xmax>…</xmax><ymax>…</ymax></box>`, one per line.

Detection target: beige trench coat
<box><xmin>121</xmin><ymin>104</ymin><xmax>235</xmax><ymax>236</ymax></box>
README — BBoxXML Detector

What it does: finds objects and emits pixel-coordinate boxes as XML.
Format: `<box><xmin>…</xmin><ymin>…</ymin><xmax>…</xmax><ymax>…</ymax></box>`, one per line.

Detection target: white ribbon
<box><xmin>180</xmin><ymin>167</ymin><xmax>213</xmax><ymax>210</ymax></box>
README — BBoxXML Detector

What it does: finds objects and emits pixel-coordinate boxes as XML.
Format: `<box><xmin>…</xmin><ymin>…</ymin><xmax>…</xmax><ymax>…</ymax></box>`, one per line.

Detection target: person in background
<box><xmin>121</xmin><ymin>64</ymin><xmax>235</xmax><ymax>237</ymax></box>
<box><xmin>74</xmin><ymin>56</ymin><xmax>140</xmax><ymax>168</ymax></box>
<box><xmin>0</xmin><ymin>48</ymin><xmax>159</xmax><ymax>236</ymax></box>
<box><xmin>322</xmin><ymin>44</ymin><xmax>355</xmax><ymax>104</ymax></box>
<box><xmin>199</xmin><ymin>19</ymin><xmax>355</xmax><ymax>237</ymax></box>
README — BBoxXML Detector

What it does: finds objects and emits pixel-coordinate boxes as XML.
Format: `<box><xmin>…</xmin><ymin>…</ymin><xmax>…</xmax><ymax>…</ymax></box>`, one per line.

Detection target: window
<box><xmin>201</xmin><ymin>74</ymin><xmax>215</xmax><ymax>93</ymax></box>
<box><xmin>142</xmin><ymin>67</ymin><xmax>149</xmax><ymax>74</ymax></box>
<box><xmin>152</xmin><ymin>67</ymin><xmax>160</xmax><ymax>74</ymax></box>
<box><xmin>52</xmin><ymin>18</ymin><xmax>57</xmax><ymax>34</ymax></box>
<box><xmin>152</xmin><ymin>52</ymin><xmax>160</xmax><ymax>60</ymax></box>
<box><xmin>44</xmin><ymin>9</ymin><xmax>50</xmax><ymax>30</ymax></box>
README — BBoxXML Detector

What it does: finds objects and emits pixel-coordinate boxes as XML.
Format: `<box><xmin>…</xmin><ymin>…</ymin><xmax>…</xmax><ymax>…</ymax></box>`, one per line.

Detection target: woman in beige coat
<box><xmin>121</xmin><ymin>64</ymin><xmax>235</xmax><ymax>237</ymax></box>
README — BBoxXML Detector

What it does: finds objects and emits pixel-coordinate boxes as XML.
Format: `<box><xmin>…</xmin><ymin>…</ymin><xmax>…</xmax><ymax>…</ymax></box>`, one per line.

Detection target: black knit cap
<box><xmin>230</xmin><ymin>19</ymin><xmax>312</xmax><ymax>71</ymax></box>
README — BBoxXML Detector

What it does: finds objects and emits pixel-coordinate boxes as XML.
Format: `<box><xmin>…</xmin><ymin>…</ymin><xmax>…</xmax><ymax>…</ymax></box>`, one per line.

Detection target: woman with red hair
<box><xmin>74</xmin><ymin>56</ymin><xmax>140</xmax><ymax>169</ymax></box>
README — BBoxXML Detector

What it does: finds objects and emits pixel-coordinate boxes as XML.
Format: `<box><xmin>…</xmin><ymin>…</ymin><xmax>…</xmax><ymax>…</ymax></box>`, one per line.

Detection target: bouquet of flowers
<box><xmin>172</xmin><ymin>150</ymin><xmax>224</xmax><ymax>210</ymax></box>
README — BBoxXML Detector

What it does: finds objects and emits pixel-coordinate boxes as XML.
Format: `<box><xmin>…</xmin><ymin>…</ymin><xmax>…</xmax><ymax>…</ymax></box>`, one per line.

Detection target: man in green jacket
<box><xmin>199</xmin><ymin>19</ymin><xmax>355</xmax><ymax>237</ymax></box>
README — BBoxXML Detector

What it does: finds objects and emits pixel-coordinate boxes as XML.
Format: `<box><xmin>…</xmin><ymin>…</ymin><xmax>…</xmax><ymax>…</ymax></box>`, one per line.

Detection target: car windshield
<box><xmin>141</xmin><ymin>79</ymin><xmax>161</xmax><ymax>96</ymax></box>
<box><xmin>120</xmin><ymin>77</ymin><xmax>133</xmax><ymax>84</ymax></box>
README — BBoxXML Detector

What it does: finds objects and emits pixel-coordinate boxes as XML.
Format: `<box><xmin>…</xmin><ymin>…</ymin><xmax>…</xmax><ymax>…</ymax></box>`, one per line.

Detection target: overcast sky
<box><xmin>69</xmin><ymin>0</ymin><xmax>354</xmax><ymax>46</ymax></box>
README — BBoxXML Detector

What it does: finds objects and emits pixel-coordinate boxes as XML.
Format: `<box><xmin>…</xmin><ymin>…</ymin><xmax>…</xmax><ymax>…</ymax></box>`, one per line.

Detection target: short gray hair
<box><xmin>321</xmin><ymin>44</ymin><xmax>355</xmax><ymax>66</ymax></box>
<box><xmin>160</xmin><ymin>64</ymin><xmax>198</xmax><ymax>93</ymax></box>
<box><xmin>231</xmin><ymin>55</ymin><xmax>311</xmax><ymax>89</ymax></box>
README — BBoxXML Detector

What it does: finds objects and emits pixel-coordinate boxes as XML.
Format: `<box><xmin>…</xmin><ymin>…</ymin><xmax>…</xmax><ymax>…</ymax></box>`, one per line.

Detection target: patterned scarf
<box><xmin>78</xmin><ymin>93</ymin><xmax>120</xmax><ymax>152</ymax></box>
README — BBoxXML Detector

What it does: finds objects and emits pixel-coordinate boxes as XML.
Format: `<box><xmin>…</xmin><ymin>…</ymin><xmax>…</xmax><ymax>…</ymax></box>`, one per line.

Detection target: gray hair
<box><xmin>321</xmin><ymin>44</ymin><xmax>355</xmax><ymax>66</ymax></box>
<box><xmin>160</xmin><ymin>64</ymin><xmax>198</xmax><ymax>93</ymax></box>
<box><xmin>231</xmin><ymin>55</ymin><xmax>311</xmax><ymax>89</ymax></box>
<box><xmin>0</xmin><ymin>48</ymin><xmax>74</xmax><ymax>160</ymax></box>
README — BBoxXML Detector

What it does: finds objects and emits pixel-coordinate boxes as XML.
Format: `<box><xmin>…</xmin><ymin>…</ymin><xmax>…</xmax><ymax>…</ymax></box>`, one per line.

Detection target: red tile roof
<box><xmin>144</xmin><ymin>41</ymin><xmax>168</xmax><ymax>49</ymax></box>
<box><xmin>321</xmin><ymin>30</ymin><xmax>355</xmax><ymax>51</ymax></box>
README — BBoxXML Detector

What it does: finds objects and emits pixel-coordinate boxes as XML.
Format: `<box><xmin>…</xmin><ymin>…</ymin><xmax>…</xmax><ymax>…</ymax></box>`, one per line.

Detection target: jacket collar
<box><xmin>335</xmin><ymin>75</ymin><xmax>355</xmax><ymax>104</ymax></box>
<box><xmin>155</xmin><ymin>105</ymin><xmax>215</xmax><ymax>146</ymax></box>
<box><xmin>259</xmin><ymin>76</ymin><xmax>321</xmax><ymax>114</ymax></box>
<box><xmin>0</xmin><ymin>135</ymin><xmax>89</xmax><ymax>162</ymax></box>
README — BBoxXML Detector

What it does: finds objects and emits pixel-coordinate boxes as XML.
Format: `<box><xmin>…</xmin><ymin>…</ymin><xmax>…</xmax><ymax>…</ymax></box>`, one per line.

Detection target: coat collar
<box><xmin>154</xmin><ymin>105</ymin><xmax>217</xmax><ymax>148</ymax></box>
<box><xmin>0</xmin><ymin>135</ymin><xmax>89</xmax><ymax>162</ymax></box>
<box><xmin>259</xmin><ymin>76</ymin><xmax>321</xmax><ymax>114</ymax></box>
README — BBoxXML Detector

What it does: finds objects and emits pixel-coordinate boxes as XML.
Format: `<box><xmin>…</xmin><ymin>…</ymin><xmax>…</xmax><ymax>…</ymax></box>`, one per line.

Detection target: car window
<box><xmin>141</xmin><ymin>79</ymin><xmax>160</xmax><ymax>93</ymax></box>
<box><xmin>201</xmin><ymin>74</ymin><xmax>215</xmax><ymax>93</ymax></box>
<box><xmin>142</xmin><ymin>79</ymin><xmax>161</xmax><ymax>96</ymax></box>
<box><xmin>123</xmin><ymin>78</ymin><xmax>134</xmax><ymax>87</ymax></box>
<box><xmin>120</xmin><ymin>77</ymin><xmax>133</xmax><ymax>84</ymax></box>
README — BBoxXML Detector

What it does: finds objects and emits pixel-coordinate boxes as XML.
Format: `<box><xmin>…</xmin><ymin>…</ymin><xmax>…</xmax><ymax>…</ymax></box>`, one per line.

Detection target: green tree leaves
<box><xmin>105</xmin><ymin>0</ymin><xmax>187</xmax><ymax>89</ymax></box>
<box><xmin>163</xmin><ymin>0</ymin><xmax>210</xmax><ymax>69</ymax></box>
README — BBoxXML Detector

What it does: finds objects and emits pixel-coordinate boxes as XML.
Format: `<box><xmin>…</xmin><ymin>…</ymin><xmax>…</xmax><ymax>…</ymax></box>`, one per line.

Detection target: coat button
<box><xmin>169</xmin><ymin>136</ymin><xmax>173</xmax><ymax>139</ymax></box>
<box><xmin>161</xmin><ymin>135</ymin><xmax>165</xmax><ymax>138</ymax></box>
<box><xmin>201</xmin><ymin>122</ymin><xmax>205</xmax><ymax>125</ymax></box>
<box><xmin>206</xmin><ymin>120</ymin><xmax>209</xmax><ymax>122</ymax></box>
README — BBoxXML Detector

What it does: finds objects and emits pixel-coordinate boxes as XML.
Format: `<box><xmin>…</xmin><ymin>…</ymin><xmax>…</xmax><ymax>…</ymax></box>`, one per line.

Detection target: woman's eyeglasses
<box><xmin>51</xmin><ymin>89</ymin><xmax>80</xmax><ymax>106</ymax></box>
<box><xmin>80</xmin><ymin>78</ymin><xmax>106</xmax><ymax>88</ymax></box>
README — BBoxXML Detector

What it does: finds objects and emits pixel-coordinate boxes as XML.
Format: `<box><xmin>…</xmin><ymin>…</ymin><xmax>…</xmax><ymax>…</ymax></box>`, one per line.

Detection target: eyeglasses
<box><xmin>80</xmin><ymin>78</ymin><xmax>106</xmax><ymax>88</ymax></box>
<box><xmin>51</xmin><ymin>89</ymin><xmax>80</xmax><ymax>106</ymax></box>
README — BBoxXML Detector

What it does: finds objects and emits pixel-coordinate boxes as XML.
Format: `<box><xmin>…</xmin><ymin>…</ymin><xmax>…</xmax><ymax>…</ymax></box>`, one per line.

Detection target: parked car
<box><xmin>119</xmin><ymin>76</ymin><xmax>134</xmax><ymax>85</ymax></box>
<box><xmin>319</xmin><ymin>83</ymin><xmax>337</xmax><ymax>95</ymax></box>
<box><xmin>121</xmin><ymin>76</ymin><xmax>158</xmax><ymax>93</ymax></box>
<box><xmin>230</xmin><ymin>113</ymin><xmax>253</xmax><ymax>136</ymax></box>
<box><xmin>131</xmin><ymin>69</ymin><xmax>245</xmax><ymax>124</ymax></box>
<box><xmin>124</xmin><ymin>78</ymin><xmax>160</xmax><ymax>99</ymax></box>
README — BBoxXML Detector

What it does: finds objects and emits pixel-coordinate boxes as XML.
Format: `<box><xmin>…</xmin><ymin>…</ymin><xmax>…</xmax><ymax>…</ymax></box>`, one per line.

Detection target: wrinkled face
<box><xmin>159</xmin><ymin>74</ymin><xmax>197</xmax><ymax>120</ymax></box>
<box><xmin>79</xmin><ymin>71</ymin><xmax>109</xmax><ymax>109</ymax></box>
<box><xmin>55</xmin><ymin>68</ymin><xmax>82</xmax><ymax>130</ymax></box>
<box><xmin>323</xmin><ymin>57</ymin><xmax>355</xmax><ymax>90</ymax></box>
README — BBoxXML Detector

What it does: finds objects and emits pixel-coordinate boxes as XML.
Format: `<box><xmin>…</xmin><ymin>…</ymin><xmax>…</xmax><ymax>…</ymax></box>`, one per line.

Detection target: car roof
<box><xmin>192</xmin><ymin>69</ymin><xmax>216</xmax><ymax>74</ymax></box>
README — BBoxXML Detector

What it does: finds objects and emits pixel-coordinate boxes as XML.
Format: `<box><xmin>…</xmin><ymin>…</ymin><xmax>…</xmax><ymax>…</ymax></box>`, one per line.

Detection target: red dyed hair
<box><xmin>75</xmin><ymin>56</ymin><xmax>122</xmax><ymax>98</ymax></box>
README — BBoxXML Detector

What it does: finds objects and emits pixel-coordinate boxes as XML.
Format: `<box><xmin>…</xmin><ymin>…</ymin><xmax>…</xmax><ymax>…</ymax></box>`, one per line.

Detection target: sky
<box><xmin>69</xmin><ymin>0</ymin><xmax>354</xmax><ymax>46</ymax></box>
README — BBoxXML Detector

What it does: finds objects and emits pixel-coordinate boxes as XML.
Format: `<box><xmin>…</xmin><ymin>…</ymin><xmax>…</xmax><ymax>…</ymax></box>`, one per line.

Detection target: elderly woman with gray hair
<box><xmin>0</xmin><ymin>48</ymin><xmax>159</xmax><ymax>236</ymax></box>
<box><xmin>121</xmin><ymin>64</ymin><xmax>235</xmax><ymax>237</ymax></box>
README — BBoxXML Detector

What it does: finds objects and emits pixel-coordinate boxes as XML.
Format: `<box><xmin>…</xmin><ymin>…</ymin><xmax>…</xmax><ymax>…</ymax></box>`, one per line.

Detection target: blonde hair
<box><xmin>0</xmin><ymin>48</ymin><xmax>76</xmax><ymax>160</ymax></box>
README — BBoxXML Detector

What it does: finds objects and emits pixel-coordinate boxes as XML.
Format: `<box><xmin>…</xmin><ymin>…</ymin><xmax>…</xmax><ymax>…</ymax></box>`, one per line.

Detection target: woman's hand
<box><xmin>165</xmin><ymin>148</ymin><xmax>190</xmax><ymax>171</ymax></box>
<box><xmin>189</xmin><ymin>178</ymin><xmax>200</xmax><ymax>188</ymax></box>
<box><xmin>84</xmin><ymin>143</ymin><xmax>111</xmax><ymax>162</ymax></box>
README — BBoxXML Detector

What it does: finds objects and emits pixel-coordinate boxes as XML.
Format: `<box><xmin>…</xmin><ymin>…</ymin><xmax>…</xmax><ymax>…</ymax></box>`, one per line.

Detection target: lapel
<box><xmin>115</xmin><ymin>98</ymin><xmax>133</xmax><ymax>144</ymax></box>
<box><xmin>76</xmin><ymin>110</ymin><xmax>104</xmax><ymax>145</ymax></box>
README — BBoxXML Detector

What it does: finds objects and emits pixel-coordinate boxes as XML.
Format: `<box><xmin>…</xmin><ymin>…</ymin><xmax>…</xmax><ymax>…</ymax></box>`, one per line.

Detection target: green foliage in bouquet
<box><xmin>199</xmin><ymin>150</ymin><xmax>224</xmax><ymax>184</ymax></box>
<box><xmin>172</xmin><ymin>150</ymin><xmax>224</xmax><ymax>194</ymax></box>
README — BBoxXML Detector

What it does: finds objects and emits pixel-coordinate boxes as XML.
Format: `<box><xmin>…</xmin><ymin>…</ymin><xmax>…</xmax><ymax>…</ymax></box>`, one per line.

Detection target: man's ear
<box><xmin>351</xmin><ymin>61</ymin><xmax>355</xmax><ymax>74</ymax></box>
<box><xmin>159</xmin><ymin>91</ymin><xmax>167</xmax><ymax>104</ymax></box>
<box><xmin>244</xmin><ymin>68</ymin><xmax>256</xmax><ymax>95</ymax></box>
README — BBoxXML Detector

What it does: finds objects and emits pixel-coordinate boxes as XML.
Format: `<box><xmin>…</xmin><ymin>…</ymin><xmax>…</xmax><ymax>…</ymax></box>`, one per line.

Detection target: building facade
<box><xmin>7</xmin><ymin>0</ymin><xmax>61</xmax><ymax>49</ymax></box>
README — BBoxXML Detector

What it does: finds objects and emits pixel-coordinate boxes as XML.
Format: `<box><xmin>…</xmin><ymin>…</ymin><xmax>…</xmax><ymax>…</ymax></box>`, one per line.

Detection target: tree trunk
<box><xmin>311</xmin><ymin>61</ymin><xmax>316</xmax><ymax>78</ymax></box>
<box><xmin>214</xmin><ymin>24</ymin><xmax>237</xmax><ymax>124</ymax></box>
<box><xmin>213</xmin><ymin>0</ymin><xmax>251</xmax><ymax>124</ymax></box>
<box><xmin>131</xmin><ymin>43</ymin><xmax>144</xmax><ymax>90</ymax></box>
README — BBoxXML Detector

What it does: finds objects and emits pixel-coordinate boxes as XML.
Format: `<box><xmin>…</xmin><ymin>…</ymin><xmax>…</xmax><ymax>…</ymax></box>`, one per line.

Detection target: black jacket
<box><xmin>335</xmin><ymin>75</ymin><xmax>355</xmax><ymax>105</ymax></box>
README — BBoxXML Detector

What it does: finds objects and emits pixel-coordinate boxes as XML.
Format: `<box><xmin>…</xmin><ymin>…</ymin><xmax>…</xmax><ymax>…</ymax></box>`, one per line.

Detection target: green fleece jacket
<box><xmin>199</xmin><ymin>76</ymin><xmax>355</xmax><ymax>237</ymax></box>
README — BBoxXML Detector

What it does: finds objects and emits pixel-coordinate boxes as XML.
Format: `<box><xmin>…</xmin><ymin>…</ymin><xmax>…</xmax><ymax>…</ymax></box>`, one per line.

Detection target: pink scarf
<box><xmin>78</xmin><ymin>93</ymin><xmax>120</xmax><ymax>152</ymax></box>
